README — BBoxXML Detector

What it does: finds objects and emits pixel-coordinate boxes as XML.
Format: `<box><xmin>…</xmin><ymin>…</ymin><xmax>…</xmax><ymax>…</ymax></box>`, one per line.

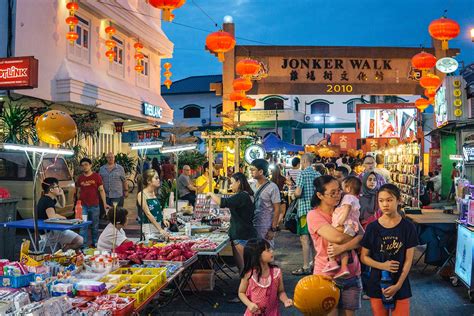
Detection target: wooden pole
<box><xmin>208</xmin><ymin>138</ymin><xmax>213</xmax><ymax>193</ymax></box>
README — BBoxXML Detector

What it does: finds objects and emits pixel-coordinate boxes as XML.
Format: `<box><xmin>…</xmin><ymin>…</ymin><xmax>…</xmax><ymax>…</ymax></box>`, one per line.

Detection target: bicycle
<box><xmin>126</xmin><ymin>173</ymin><xmax>136</xmax><ymax>193</ymax></box>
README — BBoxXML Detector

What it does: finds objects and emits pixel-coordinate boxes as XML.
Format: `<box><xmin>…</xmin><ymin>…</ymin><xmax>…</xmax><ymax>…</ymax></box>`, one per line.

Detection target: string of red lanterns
<box><xmin>65</xmin><ymin>1</ymin><xmax>79</xmax><ymax>44</ymax></box>
<box><xmin>429</xmin><ymin>15</ymin><xmax>460</xmax><ymax>51</ymax></box>
<box><xmin>105</xmin><ymin>24</ymin><xmax>116</xmax><ymax>62</ymax></box>
<box><xmin>205</xmin><ymin>30</ymin><xmax>235</xmax><ymax>62</ymax></box>
<box><xmin>163</xmin><ymin>62</ymin><xmax>172</xmax><ymax>89</ymax></box>
<box><xmin>134</xmin><ymin>41</ymin><xmax>144</xmax><ymax>72</ymax></box>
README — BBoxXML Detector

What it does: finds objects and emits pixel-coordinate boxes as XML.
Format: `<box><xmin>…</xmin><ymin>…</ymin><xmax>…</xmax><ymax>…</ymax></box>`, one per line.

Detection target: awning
<box><xmin>426</xmin><ymin>119</ymin><xmax>474</xmax><ymax>136</ymax></box>
<box><xmin>262</xmin><ymin>134</ymin><xmax>304</xmax><ymax>152</ymax></box>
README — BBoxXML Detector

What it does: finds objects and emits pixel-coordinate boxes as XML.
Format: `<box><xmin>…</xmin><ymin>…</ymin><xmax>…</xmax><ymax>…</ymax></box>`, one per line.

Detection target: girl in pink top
<box><xmin>323</xmin><ymin>176</ymin><xmax>362</xmax><ymax>279</ymax></box>
<box><xmin>238</xmin><ymin>239</ymin><xmax>293</xmax><ymax>315</ymax></box>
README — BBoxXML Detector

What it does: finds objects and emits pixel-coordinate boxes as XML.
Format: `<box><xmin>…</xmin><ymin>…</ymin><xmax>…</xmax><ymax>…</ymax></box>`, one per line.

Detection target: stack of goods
<box><xmin>0</xmin><ymin>291</ymin><xmax>74</xmax><ymax>315</ymax></box>
<box><xmin>385</xmin><ymin>143</ymin><xmax>421</xmax><ymax>206</ymax></box>
<box><xmin>114</xmin><ymin>242</ymin><xmax>196</xmax><ymax>264</ymax></box>
<box><xmin>73</xmin><ymin>294</ymin><xmax>134</xmax><ymax>315</ymax></box>
<box><xmin>193</xmin><ymin>194</ymin><xmax>211</xmax><ymax>218</ymax></box>
<box><xmin>0</xmin><ymin>261</ymin><xmax>35</xmax><ymax>288</ymax></box>
<box><xmin>74</xmin><ymin>280</ymin><xmax>107</xmax><ymax>297</ymax></box>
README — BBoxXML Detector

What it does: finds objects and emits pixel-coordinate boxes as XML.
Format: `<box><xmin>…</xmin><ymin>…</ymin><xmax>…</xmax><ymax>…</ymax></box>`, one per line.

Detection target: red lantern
<box><xmin>164</xmin><ymin>79</ymin><xmax>172</xmax><ymax>89</ymax></box>
<box><xmin>152</xmin><ymin>129</ymin><xmax>160</xmax><ymax>138</ymax></box>
<box><xmin>145</xmin><ymin>131</ymin><xmax>152</xmax><ymax>139</ymax></box>
<box><xmin>163</xmin><ymin>62</ymin><xmax>172</xmax><ymax>70</ymax></box>
<box><xmin>113</xmin><ymin>121</ymin><xmax>124</xmax><ymax>133</ymax></box>
<box><xmin>420</xmin><ymin>74</ymin><xmax>441</xmax><ymax>90</ymax></box>
<box><xmin>424</xmin><ymin>88</ymin><xmax>436</xmax><ymax>99</ymax></box>
<box><xmin>232</xmin><ymin>78</ymin><xmax>253</xmax><ymax>92</ymax></box>
<box><xmin>65</xmin><ymin>16</ymin><xmax>79</xmax><ymax>27</ymax></box>
<box><xmin>134</xmin><ymin>41</ymin><xmax>144</xmax><ymax>73</ymax></box>
<box><xmin>429</xmin><ymin>17</ymin><xmax>460</xmax><ymax>50</ymax></box>
<box><xmin>105</xmin><ymin>50</ymin><xmax>116</xmax><ymax>61</ymax></box>
<box><xmin>134</xmin><ymin>42</ymin><xmax>144</xmax><ymax>50</ymax></box>
<box><xmin>241</xmin><ymin>98</ymin><xmax>256</xmax><ymax>111</ymax></box>
<box><xmin>66</xmin><ymin>1</ymin><xmax>78</xmax><ymax>12</ymax></box>
<box><xmin>148</xmin><ymin>0</ymin><xmax>186</xmax><ymax>22</ymax></box>
<box><xmin>236</xmin><ymin>58</ymin><xmax>261</xmax><ymax>78</ymax></box>
<box><xmin>105</xmin><ymin>26</ymin><xmax>116</xmax><ymax>36</ymax></box>
<box><xmin>134</xmin><ymin>52</ymin><xmax>144</xmax><ymax>60</ymax></box>
<box><xmin>411</xmin><ymin>52</ymin><xmax>436</xmax><ymax>74</ymax></box>
<box><xmin>415</xmin><ymin>98</ymin><xmax>430</xmax><ymax>112</ymax></box>
<box><xmin>66</xmin><ymin>32</ymin><xmax>79</xmax><ymax>43</ymax></box>
<box><xmin>135</xmin><ymin>64</ymin><xmax>144</xmax><ymax>72</ymax></box>
<box><xmin>205</xmin><ymin>31</ymin><xmax>236</xmax><ymax>62</ymax></box>
<box><xmin>105</xmin><ymin>40</ymin><xmax>116</xmax><ymax>49</ymax></box>
<box><xmin>229</xmin><ymin>91</ymin><xmax>246</xmax><ymax>102</ymax></box>
<box><xmin>138</xmin><ymin>131</ymin><xmax>144</xmax><ymax>140</ymax></box>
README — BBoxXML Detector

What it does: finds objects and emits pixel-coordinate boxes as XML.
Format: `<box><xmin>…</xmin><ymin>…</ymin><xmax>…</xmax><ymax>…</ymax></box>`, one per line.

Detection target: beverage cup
<box><xmin>82</xmin><ymin>215</ymin><xmax>88</xmax><ymax>222</ymax></box>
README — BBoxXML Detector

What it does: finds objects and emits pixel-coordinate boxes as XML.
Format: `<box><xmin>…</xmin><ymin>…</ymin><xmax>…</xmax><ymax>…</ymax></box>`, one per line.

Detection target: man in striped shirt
<box><xmin>286</xmin><ymin>157</ymin><xmax>301</xmax><ymax>186</ymax></box>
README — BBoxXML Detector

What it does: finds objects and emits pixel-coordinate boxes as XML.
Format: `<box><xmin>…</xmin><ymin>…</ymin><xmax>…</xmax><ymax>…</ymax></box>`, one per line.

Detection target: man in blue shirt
<box><xmin>99</xmin><ymin>152</ymin><xmax>128</xmax><ymax>212</ymax></box>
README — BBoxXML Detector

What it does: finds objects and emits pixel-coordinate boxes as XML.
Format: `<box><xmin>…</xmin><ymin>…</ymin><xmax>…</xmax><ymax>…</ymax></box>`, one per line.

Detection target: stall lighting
<box><xmin>130</xmin><ymin>141</ymin><xmax>163</xmax><ymax>150</ymax></box>
<box><xmin>1</xmin><ymin>144</ymin><xmax>74</xmax><ymax>155</ymax></box>
<box><xmin>314</xmin><ymin>116</ymin><xmax>321</xmax><ymax>121</ymax></box>
<box><xmin>471</xmin><ymin>28</ymin><xmax>474</xmax><ymax>42</ymax></box>
<box><xmin>329</xmin><ymin>116</ymin><xmax>336</xmax><ymax>122</ymax></box>
<box><xmin>160</xmin><ymin>144</ymin><xmax>196</xmax><ymax>153</ymax></box>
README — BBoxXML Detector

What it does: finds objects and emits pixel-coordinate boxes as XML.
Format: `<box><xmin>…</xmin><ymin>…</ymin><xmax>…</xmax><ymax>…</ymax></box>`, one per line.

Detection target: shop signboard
<box><xmin>0</xmin><ymin>56</ymin><xmax>38</xmax><ymax>89</ymax></box>
<box><xmin>434</xmin><ymin>76</ymin><xmax>469</xmax><ymax>127</ymax></box>
<box><xmin>455</xmin><ymin>225</ymin><xmax>473</xmax><ymax>287</ymax></box>
<box><xmin>142</xmin><ymin>102</ymin><xmax>163</xmax><ymax>119</ymax></box>
<box><xmin>244</xmin><ymin>144</ymin><xmax>266</xmax><ymax>164</ymax></box>
<box><xmin>237</xmin><ymin>109</ymin><xmax>304</xmax><ymax>122</ymax></box>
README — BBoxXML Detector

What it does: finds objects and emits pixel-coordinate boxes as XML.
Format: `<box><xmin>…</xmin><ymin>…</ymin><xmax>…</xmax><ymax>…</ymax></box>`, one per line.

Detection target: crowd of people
<box><xmin>35</xmin><ymin>150</ymin><xmax>427</xmax><ymax>315</ymax></box>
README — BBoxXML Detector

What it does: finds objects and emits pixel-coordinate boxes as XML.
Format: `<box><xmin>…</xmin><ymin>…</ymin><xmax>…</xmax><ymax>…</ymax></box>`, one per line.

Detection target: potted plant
<box><xmin>0</xmin><ymin>100</ymin><xmax>36</xmax><ymax>144</ymax></box>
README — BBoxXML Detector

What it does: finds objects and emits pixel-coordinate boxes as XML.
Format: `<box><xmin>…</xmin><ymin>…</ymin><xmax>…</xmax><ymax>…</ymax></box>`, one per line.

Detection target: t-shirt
<box><xmin>76</xmin><ymin>173</ymin><xmax>103</xmax><ymax>207</ymax></box>
<box><xmin>37</xmin><ymin>196</ymin><xmax>57</xmax><ymax>220</ymax></box>
<box><xmin>220</xmin><ymin>191</ymin><xmax>257</xmax><ymax>241</ymax></box>
<box><xmin>161</xmin><ymin>163</ymin><xmax>175</xmax><ymax>180</ymax></box>
<box><xmin>195</xmin><ymin>175</ymin><xmax>216</xmax><ymax>194</ymax></box>
<box><xmin>332</xmin><ymin>194</ymin><xmax>361</xmax><ymax>229</ymax></box>
<box><xmin>253</xmin><ymin>181</ymin><xmax>281</xmax><ymax>229</ymax></box>
<box><xmin>177</xmin><ymin>174</ymin><xmax>192</xmax><ymax>197</ymax></box>
<box><xmin>286</xmin><ymin>168</ymin><xmax>301</xmax><ymax>184</ymax></box>
<box><xmin>360</xmin><ymin>218</ymin><xmax>418</xmax><ymax>300</ymax></box>
<box><xmin>97</xmin><ymin>223</ymin><xmax>128</xmax><ymax>251</ymax></box>
<box><xmin>375</xmin><ymin>167</ymin><xmax>391</xmax><ymax>183</ymax></box>
<box><xmin>307</xmin><ymin>208</ymin><xmax>361</xmax><ymax>278</ymax></box>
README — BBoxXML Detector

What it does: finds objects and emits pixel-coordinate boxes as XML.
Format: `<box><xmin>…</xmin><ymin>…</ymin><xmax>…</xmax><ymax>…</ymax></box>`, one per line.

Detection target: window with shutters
<box><xmin>136</xmin><ymin>54</ymin><xmax>150</xmax><ymax>88</ymax></box>
<box><xmin>108</xmin><ymin>35</ymin><xmax>124</xmax><ymax>78</ymax></box>
<box><xmin>66</xmin><ymin>14</ymin><xmax>90</xmax><ymax>65</ymax></box>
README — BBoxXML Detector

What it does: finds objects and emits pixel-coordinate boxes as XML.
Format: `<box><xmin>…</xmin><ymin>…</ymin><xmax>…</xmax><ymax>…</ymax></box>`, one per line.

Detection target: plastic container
<box><xmin>75</xmin><ymin>280</ymin><xmax>106</xmax><ymax>292</ymax></box>
<box><xmin>99</xmin><ymin>275</ymin><xmax>131</xmax><ymax>284</ymax></box>
<box><xmin>111</xmin><ymin>298</ymin><xmax>135</xmax><ymax>316</ymax></box>
<box><xmin>0</xmin><ymin>272</ymin><xmax>35</xmax><ymax>288</ymax></box>
<box><xmin>76</xmin><ymin>288</ymin><xmax>108</xmax><ymax>297</ymax></box>
<box><xmin>135</xmin><ymin>267</ymin><xmax>167</xmax><ymax>284</ymax></box>
<box><xmin>110</xmin><ymin>268</ymin><xmax>142</xmax><ymax>275</ymax></box>
<box><xmin>109</xmin><ymin>282</ymin><xmax>149</xmax><ymax>307</ymax></box>
<box><xmin>75</xmin><ymin>200</ymin><xmax>83</xmax><ymax>220</ymax></box>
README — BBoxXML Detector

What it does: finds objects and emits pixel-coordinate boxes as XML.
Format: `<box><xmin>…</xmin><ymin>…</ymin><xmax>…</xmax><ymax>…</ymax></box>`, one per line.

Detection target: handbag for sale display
<box><xmin>284</xmin><ymin>199</ymin><xmax>298</xmax><ymax>234</ymax></box>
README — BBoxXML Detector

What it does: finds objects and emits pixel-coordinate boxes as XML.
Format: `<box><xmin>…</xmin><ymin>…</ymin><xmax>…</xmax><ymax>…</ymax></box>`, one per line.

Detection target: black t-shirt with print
<box><xmin>37</xmin><ymin>196</ymin><xmax>57</xmax><ymax>220</ymax></box>
<box><xmin>360</xmin><ymin>217</ymin><xmax>418</xmax><ymax>300</ymax></box>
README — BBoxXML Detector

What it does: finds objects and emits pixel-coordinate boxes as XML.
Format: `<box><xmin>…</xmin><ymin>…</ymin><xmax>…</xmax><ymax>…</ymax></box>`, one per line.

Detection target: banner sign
<box><xmin>0</xmin><ymin>56</ymin><xmax>38</xmax><ymax>89</ymax></box>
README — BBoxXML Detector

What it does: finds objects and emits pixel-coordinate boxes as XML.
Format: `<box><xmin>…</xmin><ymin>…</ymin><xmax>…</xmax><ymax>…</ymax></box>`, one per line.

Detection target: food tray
<box><xmin>110</xmin><ymin>298</ymin><xmax>135</xmax><ymax>316</ymax></box>
<box><xmin>0</xmin><ymin>273</ymin><xmax>35</xmax><ymax>288</ymax></box>
<box><xmin>143</xmin><ymin>253</ymin><xmax>197</xmax><ymax>268</ymax></box>
<box><xmin>99</xmin><ymin>274</ymin><xmax>131</xmax><ymax>284</ymax></box>
<box><xmin>129</xmin><ymin>274</ymin><xmax>162</xmax><ymax>291</ymax></box>
<box><xmin>133</xmin><ymin>268</ymin><xmax>167</xmax><ymax>285</ymax></box>
<box><xmin>110</xmin><ymin>267</ymin><xmax>143</xmax><ymax>275</ymax></box>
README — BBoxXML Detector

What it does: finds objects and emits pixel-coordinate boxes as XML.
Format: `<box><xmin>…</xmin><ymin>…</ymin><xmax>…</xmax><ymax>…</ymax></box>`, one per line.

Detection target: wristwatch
<box><xmin>269</xmin><ymin>227</ymin><xmax>278</xmax><ymax>232</ymax></box>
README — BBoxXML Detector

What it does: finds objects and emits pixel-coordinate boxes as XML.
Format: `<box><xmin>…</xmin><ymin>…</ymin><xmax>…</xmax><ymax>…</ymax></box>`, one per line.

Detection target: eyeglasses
<box><xmin>324</xmin><ymin>189</ymin><xmax>342</xmax><ymax>198</ymax></box>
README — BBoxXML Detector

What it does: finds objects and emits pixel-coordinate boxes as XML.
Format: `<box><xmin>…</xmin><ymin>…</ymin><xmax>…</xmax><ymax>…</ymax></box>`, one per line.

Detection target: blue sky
<box><xmin>162</xmin><ymin>0</ymin><xmax>474</xmax><ymax>81</ymax></box>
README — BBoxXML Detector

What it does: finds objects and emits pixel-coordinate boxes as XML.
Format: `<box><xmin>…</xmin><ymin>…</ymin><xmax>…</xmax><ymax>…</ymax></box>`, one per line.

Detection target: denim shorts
<box><xmin>334</xmin><ymin>276</ymin><xmax>362</xmax><ymax>311</ymax></box>
<box><xmin>232</xmin><ymin>240</ymin><xmax>248</xmax><ymax>247</ymax></box>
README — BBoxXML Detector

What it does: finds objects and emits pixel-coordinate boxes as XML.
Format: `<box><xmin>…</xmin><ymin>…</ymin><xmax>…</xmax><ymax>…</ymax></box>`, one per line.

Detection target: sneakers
<box><xmin>334</xmin><ymin>267</ymin><xmax>350</xmax><ymax>279</ymax></box>
<box><xmin>322</xmin><ymin>260</ymin><xmax>340</xmax><ymax>273</ymax></box>
<box><xmin>291</xmin><ymin>267</ymin><xmax>312</xmax><ymax>276</ymax></box>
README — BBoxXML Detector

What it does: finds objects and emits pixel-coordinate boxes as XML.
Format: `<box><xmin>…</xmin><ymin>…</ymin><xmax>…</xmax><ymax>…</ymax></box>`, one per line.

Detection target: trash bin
<box><xmin>0</xmin><ymin>198</ymin><xmax>20</xmax><ymax>260</ymax></box>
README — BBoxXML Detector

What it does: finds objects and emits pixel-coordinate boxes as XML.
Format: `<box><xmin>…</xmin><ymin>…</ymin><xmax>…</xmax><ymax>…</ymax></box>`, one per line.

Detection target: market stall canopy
<box><xmin>262</xmin><ymin>134</ymin><xmax>304</xmax><ymax>152</ymax></box>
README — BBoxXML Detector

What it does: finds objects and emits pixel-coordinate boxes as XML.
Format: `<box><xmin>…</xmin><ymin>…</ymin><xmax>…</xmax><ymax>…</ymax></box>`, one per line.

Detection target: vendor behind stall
<box><xmin>137</xmin><ymin>169</ymin><xmax>170</xmax><ymax>239</ymax></box>
<box><xmin>37</xmin><ymin>177</ymin><xmax>83</xmax><ymax>251</ymax></box>
<box><xmin>195</xmin><ymin>162</ymin><xmax>216</xmax><ymax>194</ymax></box>
<box><xmin>208</xmin><ymin>172</ymin><xmax>257</xmax><ymax>272</ymax></box>
<box><xmin>97</xmin><ymin>208</ymin><xmax>130</xmax><ymax>251</ymax></box>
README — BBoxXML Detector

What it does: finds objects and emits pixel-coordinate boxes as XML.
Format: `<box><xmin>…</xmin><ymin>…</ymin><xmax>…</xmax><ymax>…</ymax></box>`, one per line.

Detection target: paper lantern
<box><xmin>205</xmin><ymin>31</ymin><xmax>236</xmax><ymax>62</ymax></box>
<box><xmin>36</xmin><ymin>110</ymin><xmax>77</xmax><ymax>145</ymax></box>
<box><xmin>135</xmin><ymin>65</ymin><xmax>144</xmax><ymax>72</ymax></box>
<box><xmin>232</xmin><ymin>78</ymin><xmax>253</xmax><ymax>92</ymax></box>
<box><xmin>420</xmin><ymin>74</ymin><xmax>441</xmax><ymax>90</ymax></box>
<box><xmin>429</xmin><ymin>17</ymin><xmax>460</xmax><ymax>50</ymax></box>
<box><xmin>236</xmin><ymin>58</ymin><xmax>261</xmax><ymax>78</ymax></box>
<box><xmin>148</xmin><ymin>0</ymin><xmax>186</xmax><ymax>22</ymax></box>
<box><xmin>105</xmin><ymin>26</ymin><xmax>116</xmax><ymax>36</ymax></box>
<box><xmin>294</xmin><ymin>275</ymin><xmax>340</xmax><ymax>315</ymax></box>
<box><xmin>241</xmin><ymin>98</ymin><xmax>256</xmax><ymax>111</ymax></box>
<box><xmin>66</xmin><ymin>32</ymin><xmax>79</xmax><ymax>43</ymax></box>
<box><xmin>66</xmin><ymin>1</ymin><xmax>78</xmax><ymax>12</ymax></box>
<box><xmin>163</xmin><ymin>62</ymin><xmax>172</xmax><ymax>70</ymax></box>
<box><xmin>105</xmin><ymin>25</ymin><xmax>116</xmax><ymax>62</ymax></box>
<box><xmin>411</xmin><ymin>52</ymin><xmax>436</xmax><ymax>73</ymax></box>
<box><xmin>424</xmin><ymin>89</ymin><xmax>436</xmax><ymax>99</ymax></box>
<box><xmin>65</xmin><ymin>1</ymin><xmax>79</xmax><ymax>44</ymax></box>
<box><xmin>65</xmin><ymin>16</ymin><xmax>79</xmax><ymax>27</ymax></box>
<box><xmin>229</xmin><ymin>91</ymin><xmax>246</xmax><ymax>102</ymax></box>
<box><xmin>163</xmin><ymin>62</ymin><xmax>172</xmax><ymax>88</ymax></box>
<box><xmin>415</xmin><ymin>98</ymin><xmax>430</xmax><ymax>112</ymax></box>
<box><xmin>134</xmin><ymin>41</ymin><xmax>144</xmax><ymax>73</ymax></box>
<box><xmin>164</xmin><ymin>79</ymin><xmax>172</xmax><ymax>89</ymax></box>
<box><xmin>113</xmin><ymin>121</ymin><xmax>124</xmax><ymax>133</ymax></box>
<box><xmin>105</xmin><ymin>40</ymin><xmax>116</xmax><ymax>49</ymax></box>
<box><xmin>105</xmin><ymin>50</ymin><xmax>116</xmax><ymax>61</ymax></box>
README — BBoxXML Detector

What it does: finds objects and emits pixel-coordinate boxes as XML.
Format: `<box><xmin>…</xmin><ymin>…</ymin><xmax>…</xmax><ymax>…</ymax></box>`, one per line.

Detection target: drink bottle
<box><xmin>380</xmin><ymin>270</ymin><xmax>395</xmax><ymax>310</ymax></box>
<box><xmin>75</xmin><ymin>200</ymin><xmax>83</xmax><ymax>220</ymax></box>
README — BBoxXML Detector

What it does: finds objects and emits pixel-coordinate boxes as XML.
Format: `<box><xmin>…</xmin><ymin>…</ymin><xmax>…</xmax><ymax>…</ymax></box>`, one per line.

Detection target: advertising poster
<box><xmin>359</xmin><ymin>108</ymin><xmax>417</xmax><ymax>139</ymax></box>
<box><xmin>455</xmin><ymin>225</ymin><xmax>473</xmax><ymax>287</ymax></box>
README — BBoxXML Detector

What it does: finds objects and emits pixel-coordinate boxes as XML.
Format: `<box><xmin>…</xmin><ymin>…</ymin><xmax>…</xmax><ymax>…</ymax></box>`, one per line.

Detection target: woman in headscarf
<box><xmin>359</xmin><ymin>171</ymin><xmax>381</xmax><ymax>230</ymax></box>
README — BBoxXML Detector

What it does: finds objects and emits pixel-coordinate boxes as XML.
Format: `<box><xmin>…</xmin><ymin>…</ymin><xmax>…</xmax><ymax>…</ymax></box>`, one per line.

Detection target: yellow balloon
<box><xmin>35</xmin><ymin>110</ymin><xmax>77</xmax><ymax>145</ymax></box>
<box><xmin>294</xmin><ymin>275</ymin><xmax>340</xmax><ymax>316</ymax></box>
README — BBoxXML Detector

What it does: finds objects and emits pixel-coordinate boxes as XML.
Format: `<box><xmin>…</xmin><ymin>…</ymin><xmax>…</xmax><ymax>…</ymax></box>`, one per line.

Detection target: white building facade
<box><xmin>0</xmin><ymin>0</ymin><xmax>174</xmax><ymax>155</ymax></box>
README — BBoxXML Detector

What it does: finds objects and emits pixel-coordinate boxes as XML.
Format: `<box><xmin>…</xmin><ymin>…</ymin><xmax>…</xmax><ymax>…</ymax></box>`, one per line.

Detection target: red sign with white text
<box><xmin>0</xmin><ymin>56</ymin><xmax>38</xmax><ymax>89</ymax></box>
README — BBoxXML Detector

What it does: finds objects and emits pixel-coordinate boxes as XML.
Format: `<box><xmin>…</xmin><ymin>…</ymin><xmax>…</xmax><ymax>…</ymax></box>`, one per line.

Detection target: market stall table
<box><xmin>0</xmin><ymin>219</ymin><xmax>91</xmax><ymax>253</ymax></box>
<box><xmin>406</xmin><ymin>209</ymin><xmax>458</xmax><ymax>273</ymax></box>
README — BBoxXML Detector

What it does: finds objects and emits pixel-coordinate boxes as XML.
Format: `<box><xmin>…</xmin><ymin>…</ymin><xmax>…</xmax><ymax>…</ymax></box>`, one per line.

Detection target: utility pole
<box><xmin>274</xmin><ymin>102</ymin><xmax>279</xmax><ymax>137</ymax></box>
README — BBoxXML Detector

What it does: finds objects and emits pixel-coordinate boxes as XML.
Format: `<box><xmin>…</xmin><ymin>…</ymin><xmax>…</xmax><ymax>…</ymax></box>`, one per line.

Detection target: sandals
<box><xmin>292</xmin><ymin>267</ymin><xmax>312</xmax><ymax>276</ymax></box>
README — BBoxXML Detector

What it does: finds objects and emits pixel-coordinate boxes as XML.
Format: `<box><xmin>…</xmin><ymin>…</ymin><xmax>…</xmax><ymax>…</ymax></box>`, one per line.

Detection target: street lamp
<box><xmin>314</xmin><ymin>114</ymin><xmax>334</xmax><ymax>138</ymax></box>
<box><xmin>0</xmin><ymin>143</ymin><xmax>74</xmax><ymax>252</ymax></box>
<box><xmin>471</xmin><ymin>28</ymin><xmax>474</xmax><ymax>42</ymax></box>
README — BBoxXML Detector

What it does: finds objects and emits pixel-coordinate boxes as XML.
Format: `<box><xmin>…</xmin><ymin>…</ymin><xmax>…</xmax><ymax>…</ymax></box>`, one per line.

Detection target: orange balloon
<box><xmin>294</xmin><ymin>275</ymin><xmax>340</xmax><ymax>315</ymax></box>
<box><xmin>35</xmin><ymin>110</ymin><xmax>77</xmax><ymax>145</ymax></box>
